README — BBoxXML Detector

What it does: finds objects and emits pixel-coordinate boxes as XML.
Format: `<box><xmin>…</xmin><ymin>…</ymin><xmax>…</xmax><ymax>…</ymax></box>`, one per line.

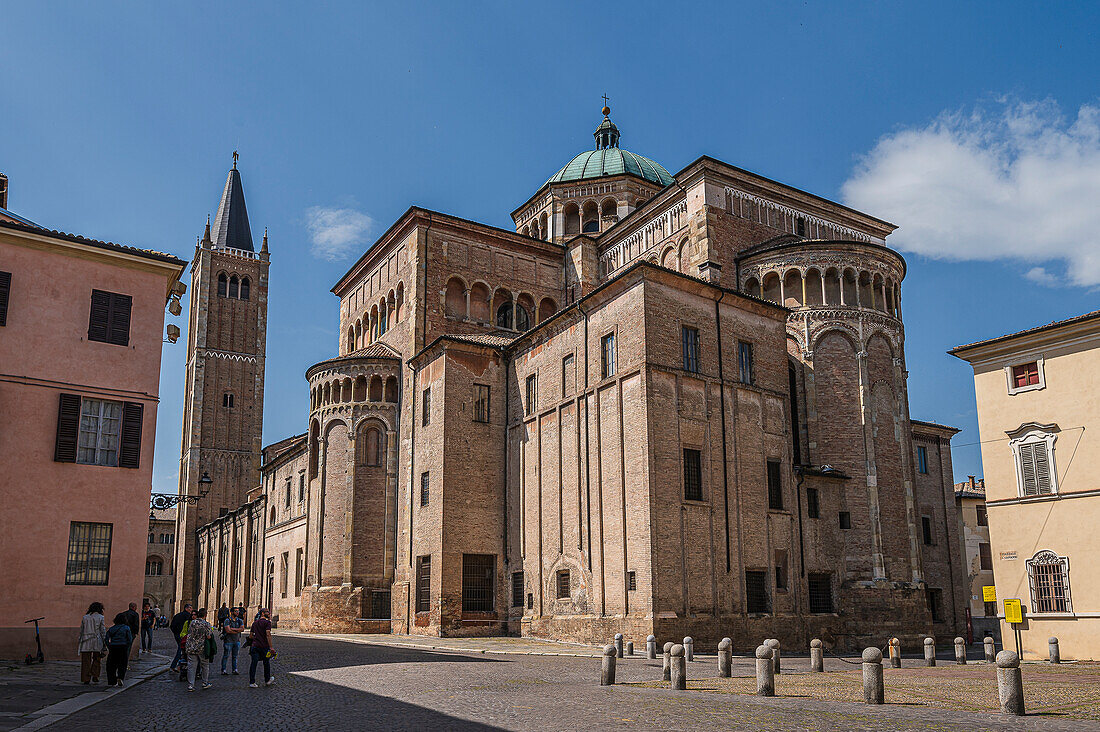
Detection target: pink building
<box><xmin>0</xmin><ymin>191</ymin><xmax>185</xmax><ymax>659</ymax></box>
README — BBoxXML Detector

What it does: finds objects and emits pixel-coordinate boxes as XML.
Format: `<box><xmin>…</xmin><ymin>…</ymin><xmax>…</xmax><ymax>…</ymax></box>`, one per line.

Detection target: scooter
<box><xmin>24</xmin><ymin>617</ymin><xmax>45</xmax><ymax>665</ymax></box>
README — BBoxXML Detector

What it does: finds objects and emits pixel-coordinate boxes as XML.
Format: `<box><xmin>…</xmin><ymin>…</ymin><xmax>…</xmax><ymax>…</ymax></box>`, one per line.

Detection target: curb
<box><xmin>11</xmin><ymin>659</ymin><xmax>170</xmax><ymax>731</ymax></box>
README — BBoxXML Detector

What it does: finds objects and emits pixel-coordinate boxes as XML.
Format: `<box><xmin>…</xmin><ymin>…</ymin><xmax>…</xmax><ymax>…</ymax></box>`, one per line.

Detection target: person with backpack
<box><xmin>140</xmin><ymin>600</ymin><xmax>156</xmax><ymax>653</ymax></box>
<box><xmin>78</xmin><ymin>602</ymin><xmax>107</xmax><ymax>684</ymax></box>
<box><xmin>221</xmin><ymin>606</ymin><xmax>244</xmax><ymax>675</ymax></box>
<box><xmin>247</xmin><ymin>607</ymin><xmax>275</xmax><ymax>688</ymax></box>
<box><xmin>168</xmin><ymin>603</ymin><xmax>193</xmax><ymax>673</ymax></box>
<box><xmin>105</xmin><ymin>613</ymin><xmax>134</xmax><ymax>687</ymax></box>
<box><xmin>183</xmin><ymin>608</ymin><xmax>216</xmax><ymax>692</ymax></box>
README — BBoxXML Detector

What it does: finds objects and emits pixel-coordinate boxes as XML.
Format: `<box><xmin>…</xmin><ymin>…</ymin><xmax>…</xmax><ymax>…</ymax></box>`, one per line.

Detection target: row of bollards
<box><xmin>600</xmin><ymin>634</ymin><xmax>1029</xmax><ymax>717</ymax></box>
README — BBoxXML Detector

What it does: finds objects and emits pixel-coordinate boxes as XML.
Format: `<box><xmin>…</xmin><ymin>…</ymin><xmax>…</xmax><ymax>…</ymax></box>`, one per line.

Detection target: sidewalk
<box><xmin>0</xmin><ymin>651</ymin><xmax>169</xmax><ymax>732</ymax></box>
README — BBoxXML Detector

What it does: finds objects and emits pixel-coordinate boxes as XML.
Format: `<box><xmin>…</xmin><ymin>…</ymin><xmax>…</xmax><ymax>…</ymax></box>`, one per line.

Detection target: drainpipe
<box><xmin>714</xmin><ymin>291</ymin><xmax>732</xmax><ymax>574</ymax></box>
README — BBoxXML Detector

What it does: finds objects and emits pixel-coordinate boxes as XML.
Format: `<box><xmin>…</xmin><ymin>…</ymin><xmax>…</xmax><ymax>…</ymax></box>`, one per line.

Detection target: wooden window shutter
<box><xmin>118</xmin><ymin>402</ymin><xmax>144</xmax><ymax>469</ymax></box>
<box><xmin>88</xmin><ymin>290</ymin><xmax>111</xmax><ymax>342</ymax></box>
<box><xmin>54</xmin><ymin>393</ymin><xmax>82</xmax><ymax>462</ymax></box>
<box><xmin>1019</xmin><ymin>443</ymin><xmax>1039</xmax><ymax>496</ymax></box>
<box><xmin>1033</xmin><ymin>443</ymin><xmax>1052</xmax><ymax>494</ymax></box>
<box><xmin>108</xmin><ymin>294</ymin><xmax>132</xmax><ymax>346</ymax></box>
<box><xmin>0</xmin><ymin>270</ymin><xmax>11</xmax><ymax>326</ymax></box>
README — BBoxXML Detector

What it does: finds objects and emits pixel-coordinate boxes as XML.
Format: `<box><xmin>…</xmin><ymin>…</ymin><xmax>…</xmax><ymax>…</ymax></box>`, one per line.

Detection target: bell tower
<box><xmin>174</xmin><ymin>157</ymin><xmax>269</xmax><ymax>608</ymax></box>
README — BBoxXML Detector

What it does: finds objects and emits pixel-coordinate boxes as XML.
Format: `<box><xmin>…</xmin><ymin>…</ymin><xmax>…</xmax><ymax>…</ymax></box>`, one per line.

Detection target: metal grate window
<box><xmin>1027</xmin><ymin>550</ymin><xmax>1071</xmax><ymax>613</ymax></box>
<box><xmin>808</xmin><ymin>573</ymin><xmax>833</xmax><ymax>613</ymax></box>
<box><xmin>525</xmin><ymin>374</ymin><xmax>538</xmax><ymax>416</ymax></box>
<box><xmin>601</xmin><ymin>333</ymin><xmax>616</xmax><ymax>380</ymax></box>
<box><xmin>462</xmin><ymin>554</ymin><xmax>495</xmax><ymax>612</ymax></box>
<box><xmin>628</xmin><ymin>571</ymin><xmax>636</xmax><ymax>591</ymax></box>
<box><xmin>420</xmin><ymin>472</ymin><xmax>430</xmax><ymax>507</ymax></box>
<box><xmin>512</xmin><ymin>571</ymin><xmax>524</xmax><ymax>608</ymax></box>
<box><xmin>745</xmin><ymin>570</ymin><xmax>768</xmax><ymax>613</ymax></box>
<box><xmin>371</xmin><ymin>590</ymin><xmax>391</xmax><ymax>619</ymax></box>
<box><xmin>66</xmin><ymin>522</ymin><xmax>112</xmax><ymax>585</ymax></box>
<box><xmin>683</xmin><ymin>448</ymin><xmax>703</xmax><ymax>501</ymax></box>
<box><xmin>473</xmin><ymin>384</ymin><xmax>490</xmax><ymax>423</ymax></box>
<box><xmin>416</xmin><ymin>556</ymin><xmax>431</xmax><ymax>613</ymax></box>
<box><xmin>556</xmin><ymin>569</ymin><xmax>570</xmax><ymax>599</ymax></box>
<box><xmin>806</xmin><ymin>487</ymin><xmax>820</xmax><ymax>519</ymax></box>
<box><xmin>681</xmin><ymin>326</ymin><xmax>700</xmax><ymax>373</ymax></box>
<box><xmin>767</xmin><ymin>460</ymin><xmax>782</xmax><ymax>510</ymax></box>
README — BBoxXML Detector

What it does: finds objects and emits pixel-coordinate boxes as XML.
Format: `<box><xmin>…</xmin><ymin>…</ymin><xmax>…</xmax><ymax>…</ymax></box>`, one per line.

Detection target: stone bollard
<box><xmin>662</xmin><ymin>642</ymin><xmax>673</xmax><ymax>681</ymax></box>
<box><xmin>954</xmin><ymin>637</ymin><xmax>967</xmax><ymax>665</ymax></box>
<box><xmin>996</xmin><ymin>650</ymin><xmax>1025</xmax><ymax>715</ymax></box>
<box><xmin>755</xmin><ymin>645</ymin><xmax>775</xmax><ymax>697</ymax></box>
<box><xmin>889</xmin><ymin>637</ymin><xmax>901</xmax><ymax>668</ymax></box>
<box><xmin>984</xmin><ymin>636</ymin><xmax>996</xmax><ymax>663</ymax></box>
<box><xmin>862</xmin><ymin>647</ymin><xmax>885</xmax><ymax>704</ymax></box>
<box><xmin>646</xmin><ymin>635</ymin><xmax>657</xmax><ymax>659</ymax></box>
<box><xmin>601</xmin><ymin>645</ymin><xmax>616</xmax><ymax>686</ymax></box>
<box><xmin>684</xmin><ymin>636</ymin><xmax>694</xmax><ymax>662</ymax></box>
<box><xmin>924</xmin><ymin>637</ymin><xmax>936</xmax><ymax>667</ymax></box>
<box><xmin>765</xmin><ymin>638</ymin><xmax>781</xmax><ymax>674</ymax></box>
<box><xmin>1049</xmin><ymin>637</ymin><xmax>1060</xmax><ymax>664</ymax></box>
<box><xmin>626</xmin><ymin>640</ymin><xmax>634</xmax><ymax>656</ymax></box>
<box><xmin>614</xmin><ymin>633</ymin><xmax>624</xmax><ymax>659</ymax></box>
<box><xmin>718</xmin><ymin>638</ymin><xmax>732</xmax><ymax>678</ymax></box>
<box><xmin>670</xmin><ymin>644</ymin><xmax>687</xmax><ymax>690</ymax></box>
<box><xmin>810</xmin><ymin>638</ymin><xmax>824</xmax><ymax>672</ymax></box>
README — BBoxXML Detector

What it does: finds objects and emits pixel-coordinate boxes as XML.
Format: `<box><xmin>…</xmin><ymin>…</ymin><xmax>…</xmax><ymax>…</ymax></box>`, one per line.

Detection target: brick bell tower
<box><xmin>174</xmin><ymin>156</ymin><xmax>269</xmax><ymax>609</ymax></box>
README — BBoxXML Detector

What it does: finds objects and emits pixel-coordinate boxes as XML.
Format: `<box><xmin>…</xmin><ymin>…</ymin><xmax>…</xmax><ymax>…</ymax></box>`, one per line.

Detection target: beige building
<box><xmin>189</xmin><ymin>109</ymin><xmax>965</xmax><ymax>650</ymax></box>
<box><xmin>952</xmin><ymin>309</ymin><xmax>1100</xmax><ymax>660</ymax></box>
<box><xmin>144</xmin><ymin>506</ymin><xmax>177</xmax><ymax>613</ymax></box>
<box><xmin>953</xmin><ymin>477</ymin><xmax>999</xmax><ymax>644</ymax></box>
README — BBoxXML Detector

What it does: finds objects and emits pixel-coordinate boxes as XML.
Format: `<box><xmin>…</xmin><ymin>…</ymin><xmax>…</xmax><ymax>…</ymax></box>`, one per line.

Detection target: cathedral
<box><xmin>179</xmin><ymin>108</ymin><xmax>966</xmax><ymax>651</ymax></box>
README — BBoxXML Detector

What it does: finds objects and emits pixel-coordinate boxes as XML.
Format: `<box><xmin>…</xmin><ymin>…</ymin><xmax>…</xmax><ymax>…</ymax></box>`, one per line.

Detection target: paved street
<box><xmin>46</xmin><ymin>635</ymin><xmax>1098</xmax><ymax>731</ymax></box>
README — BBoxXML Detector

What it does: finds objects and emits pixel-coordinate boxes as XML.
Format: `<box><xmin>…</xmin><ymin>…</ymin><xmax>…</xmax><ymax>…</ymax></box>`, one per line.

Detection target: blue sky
<box><xmin>3</xmin><ymin>2</ymin><xmax>1098</xmax><ymax>493</ymax></box>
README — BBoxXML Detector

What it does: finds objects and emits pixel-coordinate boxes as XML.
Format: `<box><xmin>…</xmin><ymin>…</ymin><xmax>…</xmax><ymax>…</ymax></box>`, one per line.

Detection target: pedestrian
<box><xmin>122</xmin><ymin>602</ymin><xmax>140</xmax><ymax>659</ymax></box>
<box><xmin>247</xmin><ymin>607</ymin><xmax>275</xmax><ymax>688</ymax></box>
<box><xmin>217</xmin><ymin>603</ymin><xmax>230</xmax><ymax>626</ymax></box>
<box><xmin>78</xmin><ymin>602</ymin><xmax>107</xmax><ymax>685</ymax></box>
<box><xmin>184</xmin><ymin>608</ymin><xmax>216</xmax><ymax>692</ymax></box>
<box><xmin>169</xmin><ymin>603</ymin><xmax>193</xmax><ymax>673</ymax></box>
<box><xmin>221</xmin><ymin>606</ymin><xmax>244</xmax><ymax>675</ymax></box>
<box><xmin>140</xmin><ymin>600</ymin><xmax>156</xmax><ymax>653</ymax></box>
<box><xmin>105</xmin><ymin>613</ymin><xmax>134</xmax><ymax>687</ymax></box>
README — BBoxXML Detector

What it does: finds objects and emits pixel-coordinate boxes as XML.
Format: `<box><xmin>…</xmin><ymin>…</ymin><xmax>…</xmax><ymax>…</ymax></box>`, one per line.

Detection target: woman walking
<box><xmin>183</xmin><ymin>608</ymin><xmax>215</xmax><ymax>692</ymax></box>
<box><xmin>78</xmin><ymin>602</ymin><xmax>107</xmax><ymax>684</ymax></box>
<box><xmin>105</xmin><ymin>613</ymin><xmax>134</xmax><ymax>687</ymax></box>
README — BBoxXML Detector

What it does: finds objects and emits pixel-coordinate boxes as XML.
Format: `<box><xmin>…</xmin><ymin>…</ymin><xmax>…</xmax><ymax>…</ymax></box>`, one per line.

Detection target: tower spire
<box><xmin>260</xmin><ymin>227</ymin><xmax>268</xmax><ymax>254</ymax></box>
<box><xmin>211</xmin><ymin>160</ymin><xmax>254</xmax><ymax>251</ymax></box>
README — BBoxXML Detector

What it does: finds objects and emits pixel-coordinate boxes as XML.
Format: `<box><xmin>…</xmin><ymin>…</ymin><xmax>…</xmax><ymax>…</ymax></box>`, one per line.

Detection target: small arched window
<box><xmin>240</xmin><ymin>277</ymin><xmax>250</xmax><ymax>300</ymax></box>
<box><xmin>496</xmin><ymin>301</ymin><xmax>513</xmax><ymax>330</ymax></box>
<box><xmin>229</xmin><ymin>275</ymin><xmax>239</xmax><ymax>298</ymax></box>
<box><xmin>145</xmin><ymin>558</ymin><xmax>163</xmax><ymax>576</ymax></box>
<box><xmin>217</xmin><ymin>273</ymin><xmax>228</xmax><ymax>298</ymax></box>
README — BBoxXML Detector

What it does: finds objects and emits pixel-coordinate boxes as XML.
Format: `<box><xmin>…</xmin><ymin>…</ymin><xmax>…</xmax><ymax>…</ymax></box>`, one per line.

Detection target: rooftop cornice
<box><xmin>950</xmin><ymin>309</ymin><xmax>1100</xmax><ymax>361</ymax></box>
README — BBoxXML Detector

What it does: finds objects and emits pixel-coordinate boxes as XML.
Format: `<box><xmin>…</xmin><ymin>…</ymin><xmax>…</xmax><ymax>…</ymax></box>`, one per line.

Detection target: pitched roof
<box><xmin>0</xmin><ymin>217</ymin><xmax>185</xmax><ymax>267</ymax></box>
<box><xmin>440</xmin><ymin>331</ymin><xmax>520</xmax><ymax>349</ymax></box>
<box><xmin>262</xmin><ymin>432</ymin><xmax>308</xmax><ymax>467</ymax></box>
<box><xmin>211</xmin><ymin>166</ymin><xmax>254</xmax><ymax>252</ymax></box>
<box><xmin>950</xmin><ymin>309</ymin><xmax>1100</xmax><ymax>356</ymax></box>
<box><xmin>0</xmin><ymin>206</ymin><xmax>40</xmax><ymax>227</ymax></box>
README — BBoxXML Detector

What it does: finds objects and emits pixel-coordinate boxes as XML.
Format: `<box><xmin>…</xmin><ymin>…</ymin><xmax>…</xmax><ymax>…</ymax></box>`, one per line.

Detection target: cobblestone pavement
<box><xmin>49</xmin><ymin>635</ymin><xmax>1097</xmax><ymax>731</ymax></box>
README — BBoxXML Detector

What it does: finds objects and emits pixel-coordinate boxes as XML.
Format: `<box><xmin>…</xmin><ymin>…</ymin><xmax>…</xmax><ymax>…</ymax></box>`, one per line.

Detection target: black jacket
<box><xmin>170</xmin><ymin>611</ymin><xmax>191</xmax><ymax>639</ymax></box>
<box><xmin>122</xmin><ymin>609</ymin><xmax>140</xmax><ymax>637</ymax></box>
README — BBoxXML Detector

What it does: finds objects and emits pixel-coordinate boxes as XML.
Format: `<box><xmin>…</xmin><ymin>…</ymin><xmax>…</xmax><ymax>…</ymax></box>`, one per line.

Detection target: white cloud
<box><xmin>305</xmin><ymin>205</ymin><xmax>375</xmax><ymax>261</ymax></box>
<box><xmin>841</xmin><ymin>99</ymin><xmax>1100</xmax><ymax>287</ymax></box>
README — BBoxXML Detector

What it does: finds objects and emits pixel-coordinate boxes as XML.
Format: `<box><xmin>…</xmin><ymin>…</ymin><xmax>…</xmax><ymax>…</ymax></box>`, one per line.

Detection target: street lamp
<box><xmin>150</xmin><ymin>471</ymin><xmax>213</xmax><ymax>511</ymax></box>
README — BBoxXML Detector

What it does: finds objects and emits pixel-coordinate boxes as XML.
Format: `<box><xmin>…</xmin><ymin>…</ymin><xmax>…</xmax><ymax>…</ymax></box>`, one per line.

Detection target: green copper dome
<box><xmin>547</xmin><ymin>110</ymin><xmax>674</xmax><ymax>187</ymax></box>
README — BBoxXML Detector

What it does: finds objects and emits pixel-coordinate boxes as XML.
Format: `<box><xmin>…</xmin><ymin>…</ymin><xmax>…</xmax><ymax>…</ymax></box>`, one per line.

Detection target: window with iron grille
<box><xmin>87</xmin><ymin>289</ymin><xmax>131</xmax><ymax>346</ymax></box>
<box><xmin>839</xmin><ymin>511</ymin><xmax>851</xmax><ymax>530</ymax></box>
<box><xmin>525</xmin><ymin>374</ymin><xmax>537</xmax><ymax>416</ymax></box>
<box><xmin>681</xmin><ymin>326</ymin><xmax>700</xmax><ymax>373</ymax></box>
<box><xmin>922</xmin><ymin>516</ymin><xmax>934</xmax><ymax>545</ymax></box>
<box><xmin>66</xmin><ymin>522</ymin><xmax>112</xmax><ymax>585</ymax></box>
<box><xmin>738</xmin><ymin>341</ymin><xmax>755</xmax><ymax>385</ymax></box>
<box><xmin>601</xmin><ymin>333</ymin><xmax>616</xmax><ymax>380</ymax></box>
<box><xmin>745</xmin><ymin>570</ymin><xmax>768</xmax><ymax>613</ymax></box>
<box><xmin>420</xmin><ymin>472</ymin><xmax>430</xmax><ymax>507</ymax></box>
<box><xmin>806</xmin><ymin>487</ymin><xmax>820</xmax><ymax>519</ymax></box>
<box><xmin>767</xmin><ymin>460</ymin><xmax>782</xmax><ymax>510</ymax></box>
<box><xmin>683</xmin><ymin>448</ymin><xmax>702</xmax><ymax>501</ymax></box>
<box><xmin>462</xmin><ymin>554</ymin><xmax>495</xmax><ymax>612</ymax></box>
<box><xmin>808</xmin><ymin>573</ymin><xmax>833</xmax><ymax>613</ymax></box>
<box><xmin>421</xmin><ymin>388</ymin><xmax>431</xmax><ymax>426</ymax></box>
<box><xmin>628</xmin><ymin>571</ymin><xmax>636</xmax><ymax>591</ymax></box>
<box><xmin>371</xmin><ymin>590</ymin><xmax>391</xmax><ymax>619</ymax></box>
<box><xmin>556</xmin><ymin>569</ymin><xmax>570</xmax><ymax>599</ymax></box>
<box><xmin>1027</xmin><ymin>550</ymin><xmax>1071</xmax><ymax>613</ymax></box>
<box><xmin>512</xmin><ymin>571</ymin><xmax>524</xmax><ymax>608</ymax></box>
<box><xmin>926</xmin><ymin>588</ymin><xmax>943</xmax><ymax>622</ymax></box>
<box><xmin>979</xmin><ymin>542</ymin><xmax>993</xmax><ymax>571</ymax></box>
<box><xmin>917</xmin><ymin>445</ymin><xmax>928</xmax><ymax>474</ymax></box>
<box><xmin>473</xmin><ymin>384</ymin><xmax>490</xmax><ymax>423</ymax></box>
<box><xmin>416</xmin><ymin>555</ymin><xmax>431</xmax><ymax>613</ymax></box>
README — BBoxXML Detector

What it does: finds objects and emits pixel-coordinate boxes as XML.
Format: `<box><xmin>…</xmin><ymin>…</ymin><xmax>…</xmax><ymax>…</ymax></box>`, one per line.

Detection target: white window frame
<box><xmin>1007</xmin><ymin>424</ymin><xmax>1059</xmax><ymax>497</ymax></box>
<box><xmin>1026</xmin><ymin>550</ymin><xmax>1072</xmax><ymax>614</ymax></box>
<box><xmin>1004</xmin><ymin>356</ymin><xmax>1045</xmax><ymax>396</ymax></box>
<box><xmin>77</xmin><ymin>397</ymin><xmax>123</xmax><ymax>466</ymax></box>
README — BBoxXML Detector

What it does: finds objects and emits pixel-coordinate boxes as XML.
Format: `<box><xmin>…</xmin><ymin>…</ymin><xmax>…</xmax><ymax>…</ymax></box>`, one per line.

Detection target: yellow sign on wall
<box><xmin>983</xmin><ymin>585</ymin><xmax>997</xmax><ymax>602</ymax></box>
<box><xmin>1004</xmin><ymin>598</ymin><xmax>1023</xmax><ymax>624</ymax></box>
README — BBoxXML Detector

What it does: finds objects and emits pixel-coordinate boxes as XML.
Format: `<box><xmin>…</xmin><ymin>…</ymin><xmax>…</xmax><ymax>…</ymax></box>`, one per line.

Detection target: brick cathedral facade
<box><xmin>186</xmin><ymin>111</ymin><xmax>966</xmax><ymax>651</ymax></box>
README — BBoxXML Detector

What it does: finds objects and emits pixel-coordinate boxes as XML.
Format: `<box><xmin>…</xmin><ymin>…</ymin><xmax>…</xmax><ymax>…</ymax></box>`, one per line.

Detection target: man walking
<box><xmin>140</xmin><ymin>600</ymin><xmax>156</xmax><ymax>653</ymax></box>
<box><xmin>122</xmin><ymin>602</ymin><xmax>141</xmax><ymax>660</ymax></box>
<box><xmin>169</xmin><ymin>603</ymin><xmax>193</xmax><ymax>673</ymax></box>
<box><xmin>248</xmin><ymin>607</ymin><xmax>275</xmax><ymax>688</ymax></box>
<box><xmin>217</xmin><ymin>603</ymin><xmax>230</xmax><ymax>626</ymax></box>
<box><xmin>184</xmin><ymin>608</ymin><xmax>215</xmax><ymax>692</ymax></box>
<box><xmin>221</xmin><ymin>606</ymin><xmax>244</xmax><ymax>675</ymax></box>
